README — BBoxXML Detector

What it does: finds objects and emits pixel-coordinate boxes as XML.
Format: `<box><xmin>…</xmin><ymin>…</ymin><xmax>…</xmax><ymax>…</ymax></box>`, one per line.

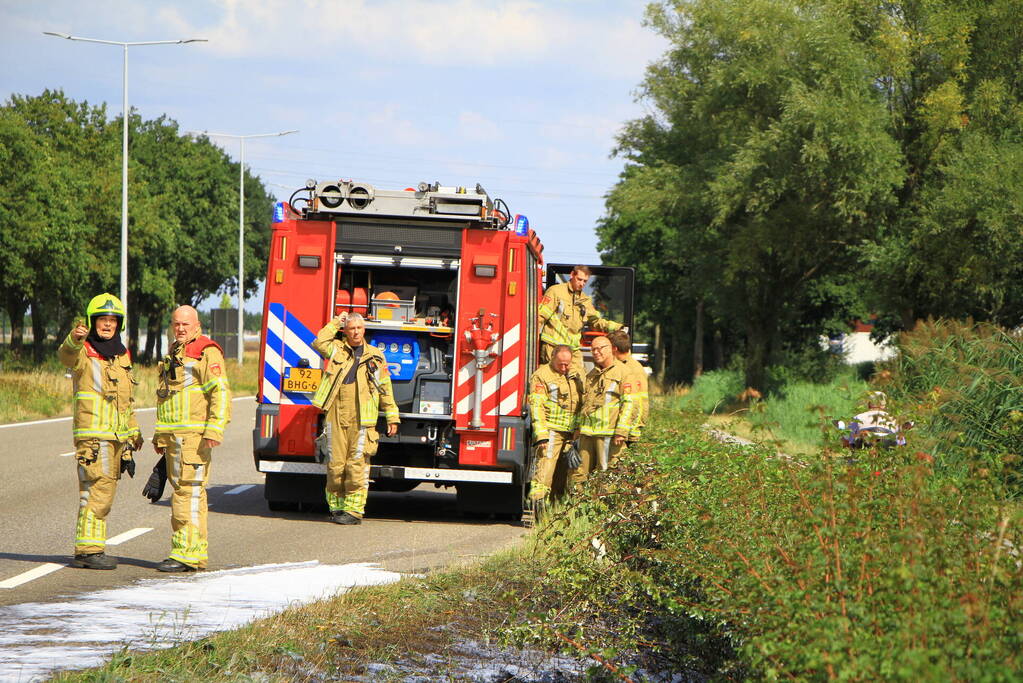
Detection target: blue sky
<box><xmin>1</xmin><ymin>1</ymin><xmax>666</xmax><ymax>310</ymax></box>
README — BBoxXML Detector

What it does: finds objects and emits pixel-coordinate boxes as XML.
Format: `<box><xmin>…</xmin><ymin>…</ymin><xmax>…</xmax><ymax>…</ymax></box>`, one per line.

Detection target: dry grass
<box><xmin>0</xmin><ymin>352</ymin><xmax>259</xmax><ymax>425</ymax></box>
<box><xmin>53</xmin><ymin>548</ymin><xmax>538</xmax><ymax>682</ymax></box>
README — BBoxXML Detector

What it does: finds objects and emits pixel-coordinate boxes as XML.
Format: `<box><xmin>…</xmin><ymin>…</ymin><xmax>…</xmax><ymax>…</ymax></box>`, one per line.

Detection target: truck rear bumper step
<box><xmin>258</xmin><ymin>461</ymin><xmax>513</xmax><ymax>484</ymax></box>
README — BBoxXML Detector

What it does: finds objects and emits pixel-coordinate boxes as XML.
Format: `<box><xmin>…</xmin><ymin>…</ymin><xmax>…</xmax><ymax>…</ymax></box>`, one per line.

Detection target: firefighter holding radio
<box><xmin>58</xmin><ymin>293</ymin><xmax>142</xmax><ymax>570</ymax></box>
<box><xmin>527</xmin><ymin>344</ymin><xmax>583</xmax><ymax>511</ymax></box>
<box><xmin>312</xmin><ymin>312</ymin><xmax>400</xmax><ymax>525</ymax></box>
<box><xmin>538</xmin><ymin>265</ymin><xmax>623</xmax><ymax>370</ymax></box>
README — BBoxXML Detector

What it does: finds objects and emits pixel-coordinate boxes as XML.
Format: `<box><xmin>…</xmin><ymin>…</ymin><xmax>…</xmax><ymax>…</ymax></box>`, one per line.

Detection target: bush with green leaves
<box><xmin>882</xmin><ymin>318</ymin><xmax>1023</xmax><ymax>485</ymax></box>
<box><xmin>513</xmin><ymin>403</ymin><xmax>1023</xmax><ymax>680</ymax></box>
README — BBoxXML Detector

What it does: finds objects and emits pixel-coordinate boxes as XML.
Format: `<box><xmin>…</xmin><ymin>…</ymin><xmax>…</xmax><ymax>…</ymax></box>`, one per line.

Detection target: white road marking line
<box><xmin>0</xmin><ymin>395</ymin><xmax>256</xmax><ymax>430</ymax></box>
<box><xmin>0</xmin><ymin>563</ymin><xmax>64</xmax><ymax>589</ymax></box>
<box><xmin>58</xmin><ymin>451</ymin><xmax>75</xmax><ymax>457</ymax></box>
<box><xmin>225</xmin><ymin>484</ymin><xmax>255</xmax><ymax>495</ymax></box>
<box><xmin>106</xmin><ymin>527</ymin><xmax>153</xmax><ymax>546</ymax></box>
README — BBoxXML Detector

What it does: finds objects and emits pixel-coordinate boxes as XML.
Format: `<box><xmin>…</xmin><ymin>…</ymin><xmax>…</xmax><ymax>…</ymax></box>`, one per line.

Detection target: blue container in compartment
<box><xmin>367</xmin><ymin>332</ymin><xmax>420</xmax><ymax>381</ymax></box>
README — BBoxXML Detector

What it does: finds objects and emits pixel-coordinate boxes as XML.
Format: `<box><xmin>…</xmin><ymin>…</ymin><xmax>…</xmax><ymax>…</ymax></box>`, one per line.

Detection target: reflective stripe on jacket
<box><xmin>311</xmin><ymin>320</ymin><xmax>400</xmax><ymax>427</ymax></box>
<box><xmin>58</xmin><ymin>334</ymin><xmax>140</xmax><ymax>442</ymax></box>
<box><xmin>538</xmin><ymin>282</ymin><xmax>621</xmax><ymax>349</ymax></box>
<box><xmin>527</xmin><ymin>363</ymin><xmax>583</xmax><ymax>441</ymax></box>
<box><xmin>579</xmin><ymin>362</ymin><xmax>636</xmax><ymax>438</ymax></box>
<box><xmin>155</xmin><ymin>334</ymin><xmax>231</xmax><ymax>440</ymax></box>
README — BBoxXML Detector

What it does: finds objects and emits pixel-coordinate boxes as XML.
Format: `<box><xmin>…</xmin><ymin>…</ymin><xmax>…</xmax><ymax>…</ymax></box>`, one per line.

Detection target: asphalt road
<box><xmin>0</xmin><ymin>397</ymin><xmax>526</xmax><ymax>608</ymax></box>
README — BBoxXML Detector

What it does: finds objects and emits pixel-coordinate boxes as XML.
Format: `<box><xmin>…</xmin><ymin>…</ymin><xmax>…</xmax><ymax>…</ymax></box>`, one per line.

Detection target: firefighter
<box><xmin>607</xmin><ymin>330</ymin><xmax>648</xmax><ymax>445</ymax></box>
<box><xmin>538</xmin><ymin>265</ymin><xmax>624</xmax><ymax>370</ymax></box>
<box><xmin>572</xmin><ymin>335</ymin><xmax>637</xmax><ymax>489</ymax></box>
<box><xmin>527</xmin><ymin>344</ymin><xmax>584</xmax><ymax>509</ymax></box>
<box><xmin>58</xmin><ymin>293</ymin><xmax>142</xmax><ymax>570</ymax></box>
<box><xmin>152</xmin><ymin>305</ymin><xmax>231</xmax><ymax>572</ymax></box>
<box><xmin>312</xmin><ymin>312</ymin><xmax>399</xmax><ymax>525</ymax></box>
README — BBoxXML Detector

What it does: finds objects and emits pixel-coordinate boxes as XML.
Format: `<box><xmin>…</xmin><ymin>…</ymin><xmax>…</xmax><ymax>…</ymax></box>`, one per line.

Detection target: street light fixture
<box><xmin>187</xmin><ymin>129</ymin><xmax>299</xmax><ymax>363</ymax></box>
<box><xmin>43</xmin><ymin>32</ymin><xmax>207</xmax><ymax>319</ymax></box>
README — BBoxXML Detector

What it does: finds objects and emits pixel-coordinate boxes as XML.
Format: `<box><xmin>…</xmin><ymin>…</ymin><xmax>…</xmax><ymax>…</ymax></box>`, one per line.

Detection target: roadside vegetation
<box><xmin>0</xmin><ymin>350</ymin><xmax>259</xmax><ymax>424</ymax></box>
<box><xmin>52</xmin><ymin>321</ymin><xmax>1023</xmax><ymax>680</ymax></box>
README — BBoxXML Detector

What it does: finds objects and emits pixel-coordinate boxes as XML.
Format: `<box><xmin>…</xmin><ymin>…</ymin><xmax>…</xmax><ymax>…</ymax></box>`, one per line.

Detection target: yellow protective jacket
<box><xmin>154</xmin><ymin>334</ymin><xmax>232</xmax><ymax>441</ymax></box>
<box><xmin>58</xmin><ymin>334</ymin><xmax>140</xmax><ymax>442</ymax></box>
<box><xmin>527</xmin><ymin>363</ymin><xmax>584</xmax><ymax>442</ymax></box>
<box><xmin>538</xmin><ymin>281</ymin><xmax>621</xmax><ymax>350</ymax></box>
<box><xmin>620</xmin><ymin>356</ymin><xmax>649</xmax><ymax>440</ymax></box>
<box><xmin>579</xmin><ymin>362</ymin><xmax>636</xmax><ymax>438</ymax></box>
<box><xmin>311</xmin><ymin>320</ymin><xmax>400</xmax><ymax>427</ymax></box>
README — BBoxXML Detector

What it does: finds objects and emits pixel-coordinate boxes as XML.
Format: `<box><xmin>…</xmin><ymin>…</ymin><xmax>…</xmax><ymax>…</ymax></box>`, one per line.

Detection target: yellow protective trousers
<box><xmin>155</xmin><ymin>432</ymin><xmax>211</xmax><ymax>569</ymax></box>
<box><xmin>570</xmin><ymin>434</ymin><xmax>625</xmax><ymax>491</ymax></box>
<box><xmin>529</xmin><ymin>430</ymin><xmax>573</xmax><ymax>502</ymax></box>
<box><xmin>75</xmin><ymin>439</ymin><xmax>128</xmax><ymax>555</ymax></box>
<box><xmin>325</xmin><ymin>382</ymin><xmax>379</xmax><ymax>517</ymax></box>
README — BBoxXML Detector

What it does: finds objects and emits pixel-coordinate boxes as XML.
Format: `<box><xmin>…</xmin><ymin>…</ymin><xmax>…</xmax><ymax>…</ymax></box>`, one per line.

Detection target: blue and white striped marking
<box><xmin>262</xmin><ymin>303</ymin><xmax>322</xmax><ymax>405</ymax></box>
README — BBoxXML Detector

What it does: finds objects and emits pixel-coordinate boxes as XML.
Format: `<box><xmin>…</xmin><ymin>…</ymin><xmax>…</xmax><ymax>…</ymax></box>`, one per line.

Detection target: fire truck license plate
<box><xmin>283</xmin><ymin>367</ymin><xmax>321</xmax><ymax>393</ymax></box>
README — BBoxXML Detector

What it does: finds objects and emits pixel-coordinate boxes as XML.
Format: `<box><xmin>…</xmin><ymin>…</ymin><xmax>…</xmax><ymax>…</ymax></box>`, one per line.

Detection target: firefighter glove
<box><xmin>120</xmin><ymin>456</ymin><xmax>136</xmax><ymax>478</ymax></box>
<box><xmin>565</xmin><ymin>445</ymin><xmax>582</xmax><ymax>470</ymax></box>
<box><xmin>142</xmin><ymin>457</ymin><xmax>168</xmax><ymax>503</ymax></box>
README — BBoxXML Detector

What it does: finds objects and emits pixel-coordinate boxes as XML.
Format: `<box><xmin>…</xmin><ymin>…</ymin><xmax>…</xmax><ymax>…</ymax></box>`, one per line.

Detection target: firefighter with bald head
<box><xmin>527</xmin><ymin>344</ymin><xmax>583</xmax><ymax>510</ymax></box>
<box><xmin>607</xmin><ymin>329</ymin><xmax>648</xmax><ymax>444</ymax></box>
<box><xmin>538</xmin><ymin>265</ymin><xmax>623</xmax><ymax>371</ymax></box>
<box><xmin>312</xmin><ymin>312</ymin><xmax>399</xmax><ymax>525</ymax></box>
<box><xmin>151</xmin><ymin>305</ymin><xmax>232</xmax><ymax>572</ymax></box>
<box><xmin>572</xmin><ymin>335</ymin><xmax>637</xmax><ymax>489</ymax></box>
<box><xmin>58</xmin><ymin>293</ymin><xmax>142</xmax><ymax>570</ymax></box>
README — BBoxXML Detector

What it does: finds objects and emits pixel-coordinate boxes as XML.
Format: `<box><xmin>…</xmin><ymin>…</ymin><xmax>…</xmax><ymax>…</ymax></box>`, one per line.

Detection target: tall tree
<box><xmin>602</xmin><ymin>0</ymin><xmax>903</xmax><ymax>389</ymax></box>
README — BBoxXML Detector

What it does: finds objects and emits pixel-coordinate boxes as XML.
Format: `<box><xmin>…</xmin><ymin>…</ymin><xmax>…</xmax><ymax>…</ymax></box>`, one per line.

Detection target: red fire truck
<box><xmin>252</xmin><ymin>179</ymin><xmax>634</xmax><ymax>517</ymax></box>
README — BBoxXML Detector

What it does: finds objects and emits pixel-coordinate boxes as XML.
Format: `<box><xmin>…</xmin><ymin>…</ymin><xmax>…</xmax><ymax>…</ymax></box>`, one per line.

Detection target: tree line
<box><xmin>599</xmin><ymin>0</ymin><xmax>1023</xmax><ymax>390</ymax></box>
<box><xmin>0</xmin><ymin>90</ymin><xmax>274</xmax><ymax>364</ymax></box>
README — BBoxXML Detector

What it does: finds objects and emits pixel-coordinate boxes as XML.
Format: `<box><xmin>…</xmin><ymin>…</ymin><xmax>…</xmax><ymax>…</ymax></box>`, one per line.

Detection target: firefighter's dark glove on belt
<box><xmin>565</xmin><ymin>445</ymin><xmax>582</xmax><ymax>470</ymax></box>
<box><xmin>120</xmin><ymin>456</ymin><xmax>136</xmax><ymax>478</ymax></box>
<box><xmin>143</xmin><ymin>457</ymin><xmax>168</xmax><ymax>502</ymax></box>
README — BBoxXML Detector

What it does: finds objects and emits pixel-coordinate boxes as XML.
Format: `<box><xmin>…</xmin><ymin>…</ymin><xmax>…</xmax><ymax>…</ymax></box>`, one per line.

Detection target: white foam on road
<box><xmin>0</xmin><ymin>560</ymin><xmax>402</xmax><ymax>682</ymax></box>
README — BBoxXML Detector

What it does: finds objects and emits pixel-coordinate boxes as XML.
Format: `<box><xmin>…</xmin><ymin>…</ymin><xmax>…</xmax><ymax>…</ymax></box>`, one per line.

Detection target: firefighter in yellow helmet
<box><xmin>538</xmin><ymin>265</ymin><xmax>623</xmax><ymax>371</ymax></box>
<box><xmin>312</xmin><ymin>311</ymin><xmax>400</xmax><ymax>524</ymax></box>
<box><xmin>151</xmin><ymin>305</ymin><xmax>231</xmax><ymax>572</ymax></box>
<box><xmin>527</xmin><ymin>344</ymin><xmax>584</xmax><ymax>513</ymax></box>
<box><xmin>58</xmin><ymin>293</ymin><xmax>142</xmax><ymax>570</ymax></box>
<box><xmin>571</xmin><ymin>334</ymin><xmax>637</xmax><ymax>490</ymax></box>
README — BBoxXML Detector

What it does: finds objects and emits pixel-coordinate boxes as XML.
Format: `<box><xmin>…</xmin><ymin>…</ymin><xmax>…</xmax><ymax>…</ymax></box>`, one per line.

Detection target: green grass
<box><xmin>679</xmin><ymin>366</ymin><xmax>870</xmax><ymax>456</ymax></box>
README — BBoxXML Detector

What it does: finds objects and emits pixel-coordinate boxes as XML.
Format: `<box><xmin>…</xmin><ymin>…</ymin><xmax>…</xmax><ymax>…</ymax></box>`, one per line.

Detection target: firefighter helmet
<box><xmin>86</xmin><ymin>293</ymin><xmax>126</xmax><ymax>322</ymax></box>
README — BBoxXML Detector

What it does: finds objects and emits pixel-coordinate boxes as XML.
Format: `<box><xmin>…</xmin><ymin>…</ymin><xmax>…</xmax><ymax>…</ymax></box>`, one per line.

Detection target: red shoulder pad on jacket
<box><xmin>184</xmin><ymin>335</ymin><xmax>224</xmax><ymax>359</ymax></box>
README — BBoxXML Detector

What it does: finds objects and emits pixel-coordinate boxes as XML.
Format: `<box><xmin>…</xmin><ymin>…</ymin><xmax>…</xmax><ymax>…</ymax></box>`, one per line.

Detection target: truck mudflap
<box><xmin>258</xmin><ymin>460</ymin><xmax>513</xmax><ymax>484</ymax></box>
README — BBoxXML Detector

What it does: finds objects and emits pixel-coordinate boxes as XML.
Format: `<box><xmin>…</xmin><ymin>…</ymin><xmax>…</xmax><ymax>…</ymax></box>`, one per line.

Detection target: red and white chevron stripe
<box><xmin>454</xmin><ymin>323</ymin><xmax>522</xmax><ymax>430</ymax></box>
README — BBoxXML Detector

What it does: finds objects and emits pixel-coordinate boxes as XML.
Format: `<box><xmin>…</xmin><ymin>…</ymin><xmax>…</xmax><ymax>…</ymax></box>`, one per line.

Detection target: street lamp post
<box><xmin>188</xmin><ymin>130</ymin><xmax>298</xmax><ymax>363</ymax></box>
<box><xmin>43</xmin><ymin>32</ymin><xmax>206</xmax><ymax>318</ymax></box>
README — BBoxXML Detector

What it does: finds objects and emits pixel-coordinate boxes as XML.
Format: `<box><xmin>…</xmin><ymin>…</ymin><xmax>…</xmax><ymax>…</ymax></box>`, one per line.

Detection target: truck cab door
<box><xmin>544</xmin><ymin>263</ymin><xmax>635</xmax><ymax>332</ymax></box>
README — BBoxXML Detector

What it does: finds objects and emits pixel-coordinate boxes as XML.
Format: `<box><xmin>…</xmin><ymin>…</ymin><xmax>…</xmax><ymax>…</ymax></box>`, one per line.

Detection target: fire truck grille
<box><xmin>337</xmin><ymin>221</ymin><xmax>463</xmax><ymax>257</ymax></box>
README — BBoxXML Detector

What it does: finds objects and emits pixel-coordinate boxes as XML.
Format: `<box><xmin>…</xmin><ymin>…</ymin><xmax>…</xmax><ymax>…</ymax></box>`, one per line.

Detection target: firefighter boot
<box><xmin>157</xmin><ymin>558</ymin><xmax>197</xmax><ymax>572</ymax></box>
<box><xmin>71</xmin><ymin>552</ymin><xmax>117</xmax><ymax>570</ymax></box>
<box><xmin>331</xmin><ymin>511</ymin><xmax>362</xmax><ymax>525</ymax></box>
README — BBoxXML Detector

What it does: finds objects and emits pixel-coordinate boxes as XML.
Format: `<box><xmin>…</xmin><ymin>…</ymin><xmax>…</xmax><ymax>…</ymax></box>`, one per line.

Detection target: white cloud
<box><xmin>139</xmin><ymin>0</ymin><xmax>662</xmax><ymax>79</ymax></box>
<box><xmin>457</xmin><ymin>110</ymin><xmax>503</xmax><ymax>142</ymax></box>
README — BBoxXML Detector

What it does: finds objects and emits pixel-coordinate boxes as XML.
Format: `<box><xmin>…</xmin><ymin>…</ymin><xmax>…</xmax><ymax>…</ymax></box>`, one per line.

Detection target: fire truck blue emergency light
<box><xmin>514</xmin><ymin>214</ymin><xmax>529</xmax><ymax>236</ymax></box>
<box><xmin>272</xmin><ymin>202</ymin><xmax>286</xmax><ymax>223</ymax></box>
